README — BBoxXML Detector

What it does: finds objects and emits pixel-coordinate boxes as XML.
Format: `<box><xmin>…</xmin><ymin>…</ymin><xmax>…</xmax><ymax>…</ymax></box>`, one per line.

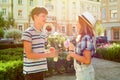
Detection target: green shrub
<box><xmin>0</xmin><ymin>61</ymin><xmax>23</xmax><ymax>80</ymax></box>
<box><xmin>0</xmin><ymin>28</ymin><xmax>4</xmax><ymax>38</ymax></box>
<box><xmin>0</xmin><ymin>48</ymin><xmax>23</xmax><ymax>61</ymax></box>
<box><xmin>96</xmin><ymin>43</ymin><xmax>120</xmax><ymax>62</ymax></box>
<box><xmin>110</xmin><ymin>41</ymin><xmax>120</xmax><ymax>44</ymax></box>
<box><xmin>0</xmin><ymin>43</ymin><xmax>23</xmax><ymax>50</ymax></box>
<box><xmin>0</xmin><ymin>48</ymin><xmax>74</xmax><ymax>80</ymax></box>
<box><xmin>0</xmin><ymin>48</ymin><xmax>24</xmax><ymax>80</ymax></box>
<box><xmin>4</xmin><ymin>29</ymin><xmax>22</xmax><ymax>43</ymax></box>
<box><xmin>4</xmin><ymin>29</ymin><xmax>22</xmax><ymax>39</ymax></box>
<box><xmin>96</xmin><ymin>48</ymin><xmax>107</xmax><ymax>58</ymax></box>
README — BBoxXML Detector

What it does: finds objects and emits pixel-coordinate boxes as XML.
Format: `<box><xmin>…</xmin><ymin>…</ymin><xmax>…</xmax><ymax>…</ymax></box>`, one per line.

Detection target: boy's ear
<box><xmin>33</xmin><ymin>15</ymin><xmax>37</xmax><ymax>20</ymax></box>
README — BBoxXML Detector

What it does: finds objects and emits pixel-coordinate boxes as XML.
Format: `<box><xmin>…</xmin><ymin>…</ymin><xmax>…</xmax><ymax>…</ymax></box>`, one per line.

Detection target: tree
<box><xmin>4</xmin><ymin>17</ymin><xmax>14</xmax><ymax>28</ymax></box>
<box><xmin>4</xmin><ymin>29</ymin><xmax>22</xmax><ymax>43</ymax></box>
<box><xmin>0</xmin><ymin>28</ymin><xmax>4</xmax><ymax>39</ymax></box>
<box><xmin>0</xmin><ymin>12</ymin><xmax>5</xmax><ymax>28</ymax></box>
<box><xmin>0</xmin><ymin>12</ymin><xmax>14</xmax><ymax>29</ymax></box>
<box><xmin>94</xmin><ymin>21</ymin><xmax>105</xmax><ymax>36</ymax></box>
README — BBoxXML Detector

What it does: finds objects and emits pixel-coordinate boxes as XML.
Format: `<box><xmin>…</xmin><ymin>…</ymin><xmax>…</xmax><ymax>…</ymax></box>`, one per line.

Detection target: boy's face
<box><xmin>34</xmin><ymin>13</ymin><xmax>47</xmax><ymax>26</ymax></box>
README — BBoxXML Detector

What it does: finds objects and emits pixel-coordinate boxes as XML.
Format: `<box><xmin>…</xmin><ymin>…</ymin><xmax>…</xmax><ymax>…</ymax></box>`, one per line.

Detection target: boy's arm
<box><xmin>24</xmin><ymin>40</ymin><xmax>57</xmax><ymax>59</ymax></box>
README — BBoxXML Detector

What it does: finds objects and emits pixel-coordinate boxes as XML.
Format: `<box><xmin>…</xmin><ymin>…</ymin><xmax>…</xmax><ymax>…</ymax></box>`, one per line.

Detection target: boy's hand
<box><xmin>50</xmin><ymin>47</ymin><xmax>55</xmax><ymax>52</ymax></box>
<box><xmin>49</xmin><ymin>47</ymin><xmax>58</xmax><ymax>57</ymax></box>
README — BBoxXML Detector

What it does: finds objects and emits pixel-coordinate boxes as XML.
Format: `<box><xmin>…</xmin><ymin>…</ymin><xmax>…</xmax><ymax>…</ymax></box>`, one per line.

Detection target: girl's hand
<box><xmin>67</xmin><ymin>42</ymin><xmax>75</xmax><ymax>61</ymax></box>
<box><xmin>69</xmin><ymin>42</ymin><xmax>75</xmax><ymax>50</ymax></box>
<box><xmin>66</xmin><ymin>52</ymin><xmax>74</xmax><ymax>61</ymax></box>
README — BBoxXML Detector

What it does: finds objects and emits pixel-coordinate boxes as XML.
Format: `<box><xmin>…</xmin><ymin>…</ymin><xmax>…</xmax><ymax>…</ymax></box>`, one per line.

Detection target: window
<box><xmin>18</xmin><ymin>0</ymin><xmax>22</xmax><ymax>5</ymax></box>
<box><xmin>62</xmin><ymin>13</ymin><xmax>65</xmax><ymax>20</ymax></box>
<box><xmin>2</xmin><ymin>8</ymin><xmax>6</xmax><ymax>15</ymax></box>
<box><xmin>30</xmin><ymin>0</ymin><xmax>33</xmax><ymax>6</ymax></box>
<box><xmin>18</xmin><ymin>10</ymin><xmax>22</xmax><ymax>17</ymax></box>
<box><xmin>72</xmin><ymin>26</ymin><xmax>76</xmax><ymax>33</ymax></box>
<box><xmin>72</xmin><ymin>13</ymin><xmax>76</xmax><ymax>20</ymax></box>
<box><xmin>18</xmin><ymin>24</ymin><xmax>24</xmax><ymax>31</ymax></box>
<box><xmin>62</xmin><ymin>1</ymin><xmax>65</xmax><ymax>9</ymax></box>
<box><xmin>61</xmin><ymin>26</ymin><xmax>65</xmax><ymax>33</ymax></box>
<box><xmin>19</xmin><ymin>25</ymin><xmax>22</xmax><ymax>31</ymax></box>
<box><xmin>72</xmin><ymin>26</ymin><xmax>77</xmax><ymax>35</ymax></box>
<box><xmin>97</xmin><ymin>0</ymin><xmax>100</xmax><ymax>2</ymax></box>
<box><xmin>110</xmin><ymin>9</ymin><xmax>117</xmax><ymax>19</ymax></box>
<box><xmin>102</xmin><ymin>8</ymin><xmax>106</xmax><ymax>19</ymax></box>
<box><xmin>72</xmin><ymin>2</ymin><xmax>76</xmax><ymax>9</ymax></box>
<box><xmin>113</xmin><ymin>29</ymin><xmax>119</xmax><ymax>40</ymax></box>
<box><xmin>45</xmin><ymin>4</ymin><xmax>54</xmax><ymax>11</ymax></box>
<box><xmin>2</xmin><ymin>0</ymin><xmax>7</xmax><ymax>3</ymax></box>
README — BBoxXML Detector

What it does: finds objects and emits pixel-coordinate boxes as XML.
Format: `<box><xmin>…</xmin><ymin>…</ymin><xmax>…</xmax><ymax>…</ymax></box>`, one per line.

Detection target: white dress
<box><xmin>74</xmin><ymin>59</ymin><xmax>95</xmax><ymax>80</ymax></box>
<box><xmin>74</xmin><ymin>35</ymin><xmax>95</xmax><ymax>80</ymax></box>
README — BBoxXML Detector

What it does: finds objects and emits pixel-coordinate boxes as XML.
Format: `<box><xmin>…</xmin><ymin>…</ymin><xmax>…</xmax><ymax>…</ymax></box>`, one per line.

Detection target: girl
<box><xmin>67</xmin><ymin>12</ymin><xmax>96</xmax><ymax>80</ymax></box>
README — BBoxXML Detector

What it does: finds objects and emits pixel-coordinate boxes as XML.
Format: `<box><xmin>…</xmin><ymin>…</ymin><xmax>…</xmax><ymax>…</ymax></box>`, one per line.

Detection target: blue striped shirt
<box><xmin>21</xmin><ymin>27</ymin><xmax>48</xmax><ymax>74</ymax></box>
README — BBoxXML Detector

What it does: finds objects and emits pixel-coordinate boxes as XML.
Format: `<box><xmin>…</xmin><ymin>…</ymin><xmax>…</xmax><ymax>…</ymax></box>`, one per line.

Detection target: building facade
<box><xmin>101</xmin><ymin>0</ymin><xmax>120</xmax><ymax>41</ymax></box>
<box><xmin>0</xmin><ymin>0</ymin><xmax>13</xmax><ymax>23</ymax></box>
<box><xmin>0</xmin><ymin>0</ymin><xmax>101</xmax><ymax>36</ymax></box>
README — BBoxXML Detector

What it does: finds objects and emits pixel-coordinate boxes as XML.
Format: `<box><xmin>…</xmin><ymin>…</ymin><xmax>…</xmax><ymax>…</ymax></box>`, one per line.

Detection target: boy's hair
<box><xmin>31</xmin><ymin>7</ymin><xmax>48</xmax><ymax>20</ymax></box>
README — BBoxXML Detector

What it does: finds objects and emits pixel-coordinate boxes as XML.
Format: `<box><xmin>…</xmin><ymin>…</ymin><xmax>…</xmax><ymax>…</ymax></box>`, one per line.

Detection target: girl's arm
<box><xmin>67</xmin><ymin>36</ymin><xmax>92</xmax><ymax>65</ymax></box>
<box><xmin>67</xmin><ymin>50</ymin><xmax>91</xmax><ymax>65</ymax></box>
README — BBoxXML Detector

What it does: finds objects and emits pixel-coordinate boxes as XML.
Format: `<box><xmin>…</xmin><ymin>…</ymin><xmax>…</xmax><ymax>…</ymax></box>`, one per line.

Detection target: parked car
<box><xmin>0</xmin><ymin>38</ymin><xmax>14</xmax><ymax>44</ymax></box>
<box><xmin>96</xmin><ymin>36</ymin><xmax>108</xmax><ymax>44</ymax></box>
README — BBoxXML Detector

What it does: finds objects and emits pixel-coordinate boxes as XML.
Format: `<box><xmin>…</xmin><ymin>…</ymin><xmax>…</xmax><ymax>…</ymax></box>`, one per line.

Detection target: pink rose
<box><xmin>64</xmin><ymin>39</ymin><xmax>70</xmax><ymax>48</ymax></box>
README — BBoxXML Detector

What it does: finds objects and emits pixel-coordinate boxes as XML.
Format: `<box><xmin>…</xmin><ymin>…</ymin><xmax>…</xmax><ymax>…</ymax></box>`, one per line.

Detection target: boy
<box><xmin>21</xmin><ymin>7</ymin><xmax>57</xmax><ymax>80</ymax></box>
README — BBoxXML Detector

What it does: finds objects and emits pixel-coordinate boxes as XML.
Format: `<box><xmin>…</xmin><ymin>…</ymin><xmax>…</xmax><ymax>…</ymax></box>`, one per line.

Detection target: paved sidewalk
<box><xmin>45</xmin><ymin>58</ymin><xmax>120</xmax><ymax>80</ymax></box>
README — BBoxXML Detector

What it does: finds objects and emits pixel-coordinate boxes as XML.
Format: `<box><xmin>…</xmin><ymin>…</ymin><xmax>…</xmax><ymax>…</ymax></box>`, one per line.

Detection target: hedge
<box><xmin>95</xmin><ymin>43</ymin><xmax>120</xmax><ymax>62</ymax></box>
<box><xmin>0</xmin><ymin>48</ymin><xmax>74</xmax><ymax>80</ymax></box>
<box><xmin>0</xmin><ymin>43</ymin><xmax>23</xmax><ymax>50</ymax></box>
<box><xmin>0</xmin><ymin>61</ymin><xmax>23</xmax><ymax>80</ymax></box>
<box><xmin>0</xmin><ymin>48</ymin><xmax>24</xmax><ymax>80</ymax></box>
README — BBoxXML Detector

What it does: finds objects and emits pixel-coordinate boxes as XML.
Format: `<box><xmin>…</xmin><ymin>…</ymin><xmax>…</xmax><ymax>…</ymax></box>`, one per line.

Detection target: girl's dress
<box><xmin>74</xmin><ymin>35</ymin><xmax>95</xmax><ymax>80</ymax></box>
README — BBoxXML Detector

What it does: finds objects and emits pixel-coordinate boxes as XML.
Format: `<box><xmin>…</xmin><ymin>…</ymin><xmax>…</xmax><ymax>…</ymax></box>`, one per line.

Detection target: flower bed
<box><xmin>46</xmin><ymin>32</ymin><xmax>74</xmax><ymax>74</ymax></box>
<box><xmin>95</xmin><ymin>43</ymin><xmax>120</xmax><ymax>62</ymax></box>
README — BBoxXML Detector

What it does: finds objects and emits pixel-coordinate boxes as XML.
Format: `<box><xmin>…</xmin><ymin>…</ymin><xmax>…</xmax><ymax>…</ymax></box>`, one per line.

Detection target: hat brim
<box><xmin>78</xmin><ymin>16</ymin><xmax>93</xmax><ymax>28</ymax></box>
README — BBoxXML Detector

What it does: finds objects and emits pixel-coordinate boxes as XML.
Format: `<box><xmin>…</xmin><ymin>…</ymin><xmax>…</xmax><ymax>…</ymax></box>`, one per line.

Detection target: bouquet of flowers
<box><xmin>47</xmin><ymin>32</ymin><xmax>67</xmax><ymax>61</ymax></box>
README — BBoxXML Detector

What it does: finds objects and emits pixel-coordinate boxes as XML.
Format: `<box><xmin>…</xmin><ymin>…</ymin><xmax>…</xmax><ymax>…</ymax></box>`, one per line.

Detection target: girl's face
<box><xmin>77</xmin><ymin>21</ymin><xmax>82</xmax><ymax>35</ymax></box>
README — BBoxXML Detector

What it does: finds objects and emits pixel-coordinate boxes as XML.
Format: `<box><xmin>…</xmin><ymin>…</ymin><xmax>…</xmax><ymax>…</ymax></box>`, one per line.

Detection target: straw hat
<box><xmin>79</xmin><ymin>12</ymin><xmax>96</xmax><ymax>28</ymax></box>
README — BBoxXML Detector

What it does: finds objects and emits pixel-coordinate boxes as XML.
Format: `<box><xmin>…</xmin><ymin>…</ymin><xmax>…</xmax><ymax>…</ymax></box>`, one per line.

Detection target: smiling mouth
<box><xmin>43</xmin><ymin>20</ymin><xmax>46</xmax><ymax>22</ymax></box>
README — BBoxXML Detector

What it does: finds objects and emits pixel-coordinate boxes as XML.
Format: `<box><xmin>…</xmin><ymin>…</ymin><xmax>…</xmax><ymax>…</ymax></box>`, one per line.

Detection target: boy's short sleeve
<box><xmin>21</xmin><ymin>31</ymin><xmax>32</xmax><ymax>42</ymax></box>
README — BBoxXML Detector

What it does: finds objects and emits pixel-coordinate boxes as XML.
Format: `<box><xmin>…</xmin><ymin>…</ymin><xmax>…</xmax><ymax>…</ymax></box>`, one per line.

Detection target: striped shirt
<box><xmin>21</xmin><ymin>27</ymin><xmax>48</xmax><ymax>74</ymax></box>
